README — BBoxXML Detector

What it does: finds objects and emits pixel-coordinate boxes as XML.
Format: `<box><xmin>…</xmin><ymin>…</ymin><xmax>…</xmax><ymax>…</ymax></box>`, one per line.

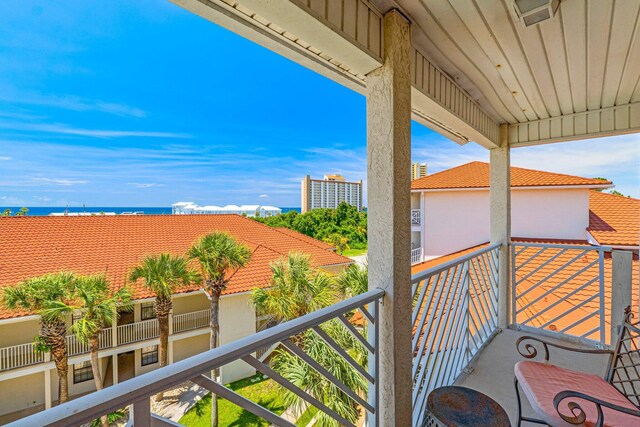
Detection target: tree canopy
<box><xmin>254</xmin><ymin>202</ymin><xmax>367</xmax><ymax>249</ymax></box>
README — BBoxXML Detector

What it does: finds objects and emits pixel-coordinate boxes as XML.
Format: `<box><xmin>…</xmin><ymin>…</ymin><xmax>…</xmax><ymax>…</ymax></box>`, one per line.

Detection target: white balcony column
<box><xmin>611</xmin><ymin>250</ymin><xmax>633</xmax><ymax>342</ymax></box>
<box><xmin>44</xmin><ymin>353</ymin><xmax>52</xmax><ymax>409</ymax></box>
<box><xmin>366</xmin><ymin>9</ymin><xmax>412</xmax><ymax>427</ymax></box>
<box><xmin>111</xmin><ymin>308</ymin><xmax>118</xmax><ymax>347</ymax></box>
<box><xmin>490</xmin><ymin>124</ymin><xmax>511</xmax><ymax>328</ymax></box>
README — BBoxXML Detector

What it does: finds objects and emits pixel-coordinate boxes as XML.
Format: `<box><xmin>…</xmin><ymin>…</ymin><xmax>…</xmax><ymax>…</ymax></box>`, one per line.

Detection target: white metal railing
<box><xmin>10</xmin><ymin>290</ymin><xmax>384</xmax><ymax>427</ymax></box>
<box><xmin>411</xmin><ymin>209</ymin><xmax>421</xmax><ymax>225</ymax></box>
<box><xmin>411</xmin><ymin>243</ymin><xmax>500</xmax><ymax>427</ymax></box>
<box><xmin>511</xmin><ymin>242</ymin><xmax>610</xmax><ymax>347</ymax></box>
<box><xmin>117</xmin><ymin>319</ymin><xmax>159</xmax><ymax>346</ymax></box>
<box><xmin>173</xmin><ymin>309</ymin><xmax>210</xmax><ymax>334</ymax></box>
<box><xmin>66</xmin><ymin>328</ymin><xmax>113</xmax><ymax>357</ymax></box>
<box><xmin>411</xmin><ymin>247</ymin><xmax>423</xmax><ymax>265</ymax></box>
<box><xmin>0</xmin><ymin>342</ymin><xmax>44</xmax><ymax>371</ymax></box>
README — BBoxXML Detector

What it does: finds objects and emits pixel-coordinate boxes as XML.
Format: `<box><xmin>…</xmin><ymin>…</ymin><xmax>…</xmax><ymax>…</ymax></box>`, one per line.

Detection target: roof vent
<box><xmin>512</xmin><ymin>0</ymin><xmax>560</xmax><ymax>27</ymax></box>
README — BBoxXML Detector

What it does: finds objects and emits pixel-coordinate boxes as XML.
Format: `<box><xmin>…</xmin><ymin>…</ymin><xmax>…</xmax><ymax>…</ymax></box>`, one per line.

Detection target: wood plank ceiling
<box><xmin>371</xmin><ymin>0</ymin><xmax>640</xmax><ymax>125</ymax></box>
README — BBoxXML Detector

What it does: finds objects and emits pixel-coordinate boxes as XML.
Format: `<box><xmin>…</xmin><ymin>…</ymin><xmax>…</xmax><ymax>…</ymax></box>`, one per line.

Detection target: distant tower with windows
<box><xmin>411</xmin><ymin>162</ymin><xmax>428</xmax><ymax>180</ymax></box>
<box><xmin>301</xmin><ymin>174</ymin><xmax>363</xmax><ymax>213</ymax></box>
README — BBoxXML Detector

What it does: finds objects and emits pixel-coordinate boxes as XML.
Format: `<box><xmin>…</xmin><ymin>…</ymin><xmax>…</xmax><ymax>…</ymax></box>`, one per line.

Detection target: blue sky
<box><xmin>1</xmin><ymin>1</ymin><xmax>638</xmax><ymax>208</ymax></box>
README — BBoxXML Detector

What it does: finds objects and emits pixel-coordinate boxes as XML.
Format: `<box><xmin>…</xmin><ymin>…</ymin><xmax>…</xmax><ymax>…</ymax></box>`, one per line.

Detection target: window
<box><xmin>141</xmin><ymin>345</ymin><xmax>158</xmax><ymax>366</ymax></box>
<box><xmin>140</xmin><ymin>302</ymin><xmax>156</xmax><ymax>321</ymax></box>
<box><xmin>73</xmin><ymin>361</ymin><xmax>93</xmax><ymax>383</ymax></box>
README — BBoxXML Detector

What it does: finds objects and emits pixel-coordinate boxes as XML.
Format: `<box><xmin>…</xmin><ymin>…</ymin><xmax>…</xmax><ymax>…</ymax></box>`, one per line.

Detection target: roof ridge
<box><xmin>411</xmin><ymin>161</ymin><xmax>484</xmax><ymax>185</ymax></box>
<box><xmin>509</xmin><ymin>164</ymin><xmax>612</xmax><ymax>185</ymax></box>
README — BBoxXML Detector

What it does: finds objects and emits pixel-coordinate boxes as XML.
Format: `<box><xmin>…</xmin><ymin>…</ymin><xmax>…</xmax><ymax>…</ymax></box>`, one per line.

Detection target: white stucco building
<box><xmin>410</xmin><ymin>162</ymin><xmax>614</xmax><ymax>260</ymax></box>
<box><xmin>172</xmin><ymin>202</ymin><xmax>281</xmax><ymax>217</ymax></box>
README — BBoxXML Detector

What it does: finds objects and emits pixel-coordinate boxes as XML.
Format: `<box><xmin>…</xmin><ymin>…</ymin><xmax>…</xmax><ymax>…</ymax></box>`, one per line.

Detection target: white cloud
<box><xmin>0</xmin><ymin>122</ymin><xmax>191</xmax><ymax>139</ymax></box>
<box><xmin>0</xmin><ymin>93</ymin><xmax>146</xmax><ymax>118</ymax></box>
<box><xmin>31</xmin><ymin>177</ymin><xmax>88</xmax><ymax>186</ymax></box>
<box><xmin>0</xmin><ymin>156</ymin><xmax>11</xmax><ymax>161</ymax></box>
<box><xmin>127</xmin><ymin>182</ymin><xmax>164</xmax><ymax>188</ymax></box>
<box><xmin>259</xmin><ymin>194</ymin><xmax>268</xmax><ymax>198</ymax></box>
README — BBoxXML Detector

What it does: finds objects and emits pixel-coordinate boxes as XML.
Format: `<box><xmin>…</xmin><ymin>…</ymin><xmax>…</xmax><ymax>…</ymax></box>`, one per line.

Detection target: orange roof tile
<box><xmin>274</xmin><ymin>227</ymin><xmax>336</xmax><ymax>250</ymax></box>
<box><xmin>588</xmin><ymin>191</ymin><xmax>640</xmax><ymax>247</ymax></box>
<box><xmin>411</xmin><ymin>161</ymin><xmax>612</xmax><ymax>190</ymax></box>
<box><xmin>0</xmin><ymin>215</ymin><xmax>352</xmax><ymax>320</ymax></box>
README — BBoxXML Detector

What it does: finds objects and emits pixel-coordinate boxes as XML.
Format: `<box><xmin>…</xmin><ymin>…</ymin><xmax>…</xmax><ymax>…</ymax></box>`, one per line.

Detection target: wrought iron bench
<box><xmin>514</xmin><ymin>307</ymin><xmax>640</xmax><ymax>426</ymax></box>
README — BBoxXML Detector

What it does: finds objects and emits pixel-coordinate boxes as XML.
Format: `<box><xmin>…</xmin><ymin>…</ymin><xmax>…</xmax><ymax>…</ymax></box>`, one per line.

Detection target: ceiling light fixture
<box><xmin>512</xmin><ymin>0</ymin><xmax>560</xmax><ymax>27</ymax></box>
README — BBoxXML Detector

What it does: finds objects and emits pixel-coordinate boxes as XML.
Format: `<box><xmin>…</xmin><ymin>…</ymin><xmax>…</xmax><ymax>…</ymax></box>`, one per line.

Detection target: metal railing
<box><xmin>0</xmin><ymin>342</ymin><xmax>44</xmax><ymax>371</ymax></box>
<box><xmin>511</xmin><ymin>242</ymin><xmax>610</xmax><ymax>346</ymax></box>
<box><xmin>411</xmin><ymin>243</ymin><xmax>500</xmax><ymax>427</ymax></box>
<box><xmin>411</xmin><ymin>247</ymin><xmax>423</xmax><ymax>265</ymax></box>
<box><xmin>173</xmin><ymin>309</ymin><xmax>210</xmax><ymax>334</ymax></box>
<box><xmin>411</xmin><ymin>209</ymin><xmax>421</xmax><ymax>225</ymax></box>
<box><xmin>10</xmin><ymin>289</ymin><xmax>384</xmax><ymax>427</ymax></box>
<box><xmin>117</xmin><ymin>319</ymin><xmax>159</xmax><ymax>346</ymax></box>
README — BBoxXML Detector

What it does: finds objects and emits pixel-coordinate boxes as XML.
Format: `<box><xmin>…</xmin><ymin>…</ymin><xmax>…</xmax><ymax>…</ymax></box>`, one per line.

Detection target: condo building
<box><xmin>411</xmin><ymin>162</ymin><xmax>427</xmax><ymax>180</ymax></box>
<box><xmin>301</xmin><ymin>174</ymin><xmax>363</xmax><ymax>213</ymax></box>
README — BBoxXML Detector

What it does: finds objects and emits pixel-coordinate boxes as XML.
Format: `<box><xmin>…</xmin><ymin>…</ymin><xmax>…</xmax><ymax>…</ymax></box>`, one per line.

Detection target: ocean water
<box><xmin>0</xmin><ymin>207</ymin><xmax>302</xmax><ymax>216</ymax></box>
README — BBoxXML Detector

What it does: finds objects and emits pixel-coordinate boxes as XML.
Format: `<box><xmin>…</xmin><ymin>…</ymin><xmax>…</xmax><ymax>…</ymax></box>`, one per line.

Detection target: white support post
<box><xmin>44</xmin><ymin>355</ymin><xmax>52</xmax><ymax>410</ymax></box>
<box><xmin>611</xmin><ymin>250</ymin><xmax>633</xmax><ymax>342</ymax></box>
<box><xmin>490</xmin><ymin>124</ymin><xmax>511</xmax><ymax>329</ymax></box>
<box><xmin>366</xmin><ymin>9</ymin><xmax>412</xmax><ymax>427</ymax></box>
<box><xmin>112</xmin><ymin>308</ymin><xmax>118</xmax><ymax>348</ymax></box>
<box><xmin>112</xmin><ymin>354</ymin><xmax>119</xmax><ymax>386</ymax></box>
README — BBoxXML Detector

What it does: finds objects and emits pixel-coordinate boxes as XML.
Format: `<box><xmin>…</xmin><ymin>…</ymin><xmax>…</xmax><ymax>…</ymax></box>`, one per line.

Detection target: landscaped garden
<box><xmin>179</xmin><ymin>375</ymin><xmax>287</xmax><ymax>427</ymax></box>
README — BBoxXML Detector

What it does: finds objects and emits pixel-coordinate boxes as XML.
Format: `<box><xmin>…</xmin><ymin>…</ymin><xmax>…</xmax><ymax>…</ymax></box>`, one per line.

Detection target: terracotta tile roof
<box><xmin>0</xmin><ymin>215</ymin><xmax>352</xmax><ymax>320</ymax></box>
<box><xmin>274</xmin><ymin>227</ymin><xmax>336</xmax><ymax>250</ymax></box>
<box><xmin>411</xmin><ymin>161</ymin><xmax>612</xmax><ymax>190</ymax></box>
<box><xmin>588</xmin><ymin>191</ymin><xmax>640</xmax><ymax>247</ymax></box>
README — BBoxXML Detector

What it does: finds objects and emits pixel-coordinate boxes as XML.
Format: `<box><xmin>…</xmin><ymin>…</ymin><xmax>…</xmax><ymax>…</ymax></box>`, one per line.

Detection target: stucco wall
<box><xmin>172</xmin><ymin>293</ymin><xmax>210</xmax><ymax>315</ymax></box>
<box><xmin>219</xmin><ymin>293</ymin><xmax>256</xmax><ymax>383</ymax></box>
<box><xmin>0</xmin><ymin>318</ymin><xmax>40</xmax><ymax>347</ymax></box>
<box><xmin>173</xmin><ymin>334</ymin><xmax>209</xmax><ymax>363</ymax></box>
<box><xmin>0</xmin><ymin>372</ymin><xmax>45</xmax><ymax>415</ymax></box>
<box><xmin>421</xmin><ymin>188</ymin><xmax>589</xmax><ymax>256</ymax></box>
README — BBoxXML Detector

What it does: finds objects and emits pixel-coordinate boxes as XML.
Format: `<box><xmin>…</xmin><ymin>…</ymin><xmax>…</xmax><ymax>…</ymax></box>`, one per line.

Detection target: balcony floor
<box><xmin>455</xmin><ymin>329</ymin><xmax>610</xmax><ymax>425</ymax></box>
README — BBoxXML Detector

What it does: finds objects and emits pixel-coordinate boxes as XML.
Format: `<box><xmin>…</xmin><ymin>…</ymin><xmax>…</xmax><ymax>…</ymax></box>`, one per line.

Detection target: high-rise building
<box><xmin>301</xmin><ymin>174</ymin><xmax>363</xmax><ymax>213</ymax></box>
<box><xmin>411</xmin><ymin>162</ymin><xmax>428</xmax><ymax>180</ymax></box>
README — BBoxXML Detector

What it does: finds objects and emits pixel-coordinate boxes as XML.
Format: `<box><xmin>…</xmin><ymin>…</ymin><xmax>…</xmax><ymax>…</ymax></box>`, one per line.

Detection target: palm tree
<box><xmin>188</xmin><ymin>232</ymin><xmax>251</xmax><ymax>427</ymax></box>
<box><xmin>2</xmin><ymin>272</ymin><xmax>76</xmax><ymax>404</ymax></box>
<box><xmin>57</xmin><ymin>274</ymin><xmax>132</xmax><ymax>427</ymax></box>
<box><xmin>129</xmin><ymin>254</ymin><xmax>197</xmax><ymax>401</ymax></box>
<box><xmin>336</xmin><ymin>263</ymin><xmax>368</xmax><ymax>298</ymax></box>
<box><xmin>252</xmin><ymin>254</ymin><xmax>366</xmax><ymax>426</ymax></box>
<box><xmin>252</xmin><ymin>252</ymin><xmax>336</xmax><ymax>324</ymax></box>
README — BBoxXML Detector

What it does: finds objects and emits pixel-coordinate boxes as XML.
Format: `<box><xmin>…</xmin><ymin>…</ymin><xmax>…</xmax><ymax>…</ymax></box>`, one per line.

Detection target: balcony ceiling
<box><xmin>371</xmin><ymin>0</ymin><xmax>640</xmax><ymax>125</ymax></box>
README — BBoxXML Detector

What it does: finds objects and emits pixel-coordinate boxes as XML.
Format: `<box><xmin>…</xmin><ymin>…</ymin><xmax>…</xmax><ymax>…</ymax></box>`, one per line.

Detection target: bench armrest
<box><xmin>554</xmin><ymin>390</ymin><xmax>640</xmax><ymax>426</ymax></box>
<box><xmin>516</xmin><ymin>336</ymin><xmax>612</xmax><ymax>362</ymax></box>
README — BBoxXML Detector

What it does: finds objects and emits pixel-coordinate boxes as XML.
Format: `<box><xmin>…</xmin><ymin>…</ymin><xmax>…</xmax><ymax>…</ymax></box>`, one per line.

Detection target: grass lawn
<box><xmin>179</xmin><ymin>375</ymin><xmax>287</xmax><ymax>427</ymax></box>
<box><xmin>295</xmin><ymin>406</ymin><xmax>318</xmax><ymax>427</ymax></box>
<box><xmin>341</xmin><ymin>248</ymin><xmax>367</xmax><ymax>257</ymax></box>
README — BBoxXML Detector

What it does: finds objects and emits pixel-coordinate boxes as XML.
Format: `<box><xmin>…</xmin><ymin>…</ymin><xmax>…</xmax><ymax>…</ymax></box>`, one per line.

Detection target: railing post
<box><xmin>132</xmin><ymin>398</ymin><xmax>151</xmax><ymax>426</ymax></box>
<box><xmin>611</xmin><ymin>250</ymin><xmax>633</xmax><ymax>344</ymax></box>
<box><xmin>112</xmin><ymin>308</ymin><xmax>118</xmax><ymax>348</ymax></box>
<box><xmin>366</xmin><ymin>9</ymin><xmax>412</xmax><ymax>427</ymax></box>
<box><xmin>44</xmin><ymin>353</ymin><xmax>52</xmax><ymax>410</ymax></box>
<box><xmin>490</xmin><ymin>125</ymin><xmax>511</xmax><ymax>329</ymax></box>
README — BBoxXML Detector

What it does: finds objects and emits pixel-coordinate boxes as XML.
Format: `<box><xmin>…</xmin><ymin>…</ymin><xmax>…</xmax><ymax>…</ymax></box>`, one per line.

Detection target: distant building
<box><xmin>172</xmin><ymin>202</ymin><xmax>281</xmax><ymax>217</ymax></box>
<box><xmin>411</xmin><ymin>162</ymin><xmax>427</xmax><ymax>180</ymax></box>
<box><xmin>301</xmin><ymin>174</ymin><xmax>363</xmax><ymax>213</ymax></box>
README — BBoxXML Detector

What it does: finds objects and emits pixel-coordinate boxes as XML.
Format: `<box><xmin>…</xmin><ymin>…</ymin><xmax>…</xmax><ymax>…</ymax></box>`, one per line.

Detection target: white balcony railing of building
<box><xmin>411</xmin><ymin>247</ymin><xmax>423</xmax><ymax>265</ymax></box>
<box><xmin>0</xmin><ymin>309</ymin><xmax>212</xmax><ymax>372</ymax></box>
<box><xmin>173</xmin><ymin>309</ymin><xmax>211</xmax><ymax>334</ymax></box>
<box><xmin>0</xmin><ymin>342</ymin><xmax>44</xmax><ymax>371</ymax></box>
<box><xmin>117</xmin><ymin>319</ymin><xmax>160</xmax><ymax>346</ymax></box>
<box><xmin>411</xmin><ymin>209</ymin><xmax>421</xmax><ymax>225</ymax></box>
<box><xmin>411</xmin><ymin>243</ymin><xmax>500</xmax><ymax>426</ymax></box>
<box><xmin>511</xmin><ymin>242</ymin><xmax>610</xmax><ymax>347</ymax></box>
<box><xmin>10</xmin><ymin>289</ymin><xmax>384</xmax><ymax>427</ymax></box>
<box><xmin>67</xmin><ymin>328</ymin><xmax>113</xmax><ymax>357</ymax></box>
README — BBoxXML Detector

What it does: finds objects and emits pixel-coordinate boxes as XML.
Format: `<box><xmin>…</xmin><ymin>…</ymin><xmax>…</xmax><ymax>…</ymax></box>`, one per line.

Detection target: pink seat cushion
<box><xmin>515</xmin><ymin>360</ymin><xmax>639</xmax><ymax>426</ymax></box>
